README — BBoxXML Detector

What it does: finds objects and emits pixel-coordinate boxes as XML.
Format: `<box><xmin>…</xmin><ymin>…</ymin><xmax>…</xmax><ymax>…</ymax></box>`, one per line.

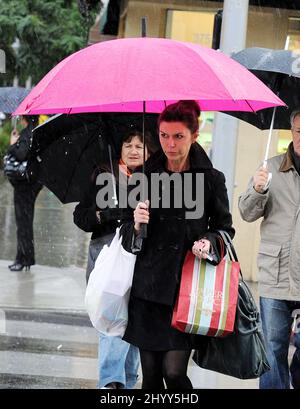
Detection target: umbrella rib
<box><xmin>245</xmin><ymin>99</ymin><xmax>256</xmax><ymax>113</ymax></box>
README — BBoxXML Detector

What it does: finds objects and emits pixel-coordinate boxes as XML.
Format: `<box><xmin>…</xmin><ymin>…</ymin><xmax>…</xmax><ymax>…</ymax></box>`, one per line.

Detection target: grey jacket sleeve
<box><xmin>238</xmin><ymin>178</ymin><xmax>269</xmax><ymax>222</ymax></box>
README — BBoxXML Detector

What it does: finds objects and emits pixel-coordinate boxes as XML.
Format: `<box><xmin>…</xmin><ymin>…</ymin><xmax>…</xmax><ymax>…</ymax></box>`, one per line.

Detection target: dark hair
<box><xmin>122</xmin><ymin>129</ymin><xmax>156</xmax><ymax>155</ymax></box>
<box><xmin>22</xmin><ymin>115</ymin><xmax>39</xmax><ymax>128</ymax></box>
<box><xmin>158</xmin><ymin>100</ymin><xmax>201</xmax><ymax>133</ymax></box>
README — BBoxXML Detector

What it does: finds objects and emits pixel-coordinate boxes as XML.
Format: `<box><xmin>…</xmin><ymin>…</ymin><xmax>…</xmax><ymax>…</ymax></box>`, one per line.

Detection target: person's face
<box><xmin>20</xmin><ymin>117</ymin><xmax>28</xmax><ymax>128</ymax></box>
<box><xmin>121</xmin><ymin>135</ymin><xmax>148</xmax><ymax>170</ymax></box>
<box><xmin>292</xmin><ymin>115</ymin><xmax>300</xmax><ymax>156</ymax></box>
<box><xmin>159</xmin><ymin>121</ymin><xmax>198</xmax><ymax>163</ymax></box>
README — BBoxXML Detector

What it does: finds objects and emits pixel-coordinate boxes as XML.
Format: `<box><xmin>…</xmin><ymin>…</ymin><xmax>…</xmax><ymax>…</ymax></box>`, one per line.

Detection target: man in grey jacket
<box><xmin>239</xmin><ymin>109</ymin><xmax>300</xmax><ymax>389</ymax></box>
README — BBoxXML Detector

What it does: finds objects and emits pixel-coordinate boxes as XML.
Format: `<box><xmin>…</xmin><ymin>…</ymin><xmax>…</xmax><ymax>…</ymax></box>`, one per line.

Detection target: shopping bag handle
<box><xmin>218</xmin><ymin>230</ymin><xmax>236</xmax><ymax>260</ymax></box>
<box><xmin>218</xmin><ymin>230</ymin><xmax>244</xmax><ymax>281</ymax></box>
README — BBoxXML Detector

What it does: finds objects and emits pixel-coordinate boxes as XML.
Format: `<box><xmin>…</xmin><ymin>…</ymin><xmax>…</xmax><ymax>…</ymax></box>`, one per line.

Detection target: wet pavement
<box><xmin>0</xmin><ymin>308</ymin><xmax>98</xmax><ymax>389</ymax></box>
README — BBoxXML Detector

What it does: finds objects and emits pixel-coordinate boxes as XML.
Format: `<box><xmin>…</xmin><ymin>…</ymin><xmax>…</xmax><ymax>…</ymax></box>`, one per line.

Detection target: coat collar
<box><xmin>143</xmin><ymin>142</ymin><xmax>213</xmax><ymax>173</ymax></box>
<box><xmin>279</xmin><ymin>142</ymin><xmax>296</xmax><ymax>172</ymax></box>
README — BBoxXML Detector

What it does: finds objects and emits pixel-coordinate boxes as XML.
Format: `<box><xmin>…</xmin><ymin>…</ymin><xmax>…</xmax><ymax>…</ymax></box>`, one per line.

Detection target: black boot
<box><xmin>9</xmin><ymin>263</ymin><xmax>31</xmax><ymax>272</ymax></box>
<box><xmin>8</xmin><ymin>261</ymin><xmax>17</xmax><ymax>269</ymax></box>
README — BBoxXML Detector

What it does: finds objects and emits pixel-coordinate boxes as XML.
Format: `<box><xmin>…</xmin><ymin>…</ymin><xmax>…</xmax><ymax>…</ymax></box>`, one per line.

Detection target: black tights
<box><xmin>140</xmin><ymin>349</ymin><xmax>193</xmax><ymax>389</ymax></box>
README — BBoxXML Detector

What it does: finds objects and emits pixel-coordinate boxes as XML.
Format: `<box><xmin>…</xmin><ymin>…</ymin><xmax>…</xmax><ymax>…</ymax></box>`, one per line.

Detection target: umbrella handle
<box><xmin>261</xmin><ymin>168</ymin><xmax>272</xmax><ymax>192</ymax></box>
<box><xmin>140</xmin><ymin>223</ymin><xmax>147</xmax><ymax>239</ymax></box>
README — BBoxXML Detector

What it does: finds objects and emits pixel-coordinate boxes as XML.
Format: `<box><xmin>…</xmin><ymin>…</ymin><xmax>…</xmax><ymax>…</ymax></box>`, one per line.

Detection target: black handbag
<box><xmin>192</xmin><ymin>233</ymin><xmax>270</xmax><ymax>380</ymax></box>
<box><xmin>3</xmin><ymin>153</ymin><xmax>28</xmax><ymax>181</ymax></box>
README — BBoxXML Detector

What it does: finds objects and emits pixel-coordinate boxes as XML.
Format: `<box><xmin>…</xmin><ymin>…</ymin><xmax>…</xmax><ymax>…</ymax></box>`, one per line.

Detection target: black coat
<box><xmin>8</xmin><ymin>126</ymin><xmax>31</xmax><ymax>162</ymax></box>
<box><xmin>73</xmin><ymin>163</ymin><xmax>128</xmax><ymax>239</ymax></box>
<box><xmin>7</xmin><ymin>125</ymin><xmax>40</xmax><ymax>186</ymax></box>
<box><xmin>121</xmin><ymin>142</ymin><xmax>235</xmax><ymax>307</ymax></box>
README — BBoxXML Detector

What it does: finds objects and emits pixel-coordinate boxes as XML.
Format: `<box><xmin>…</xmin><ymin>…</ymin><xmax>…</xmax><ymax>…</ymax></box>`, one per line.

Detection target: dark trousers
<box><xmin>13</xmin><ymin>182</ymin><xmax>42</xmax><ymax>265</ymax></box>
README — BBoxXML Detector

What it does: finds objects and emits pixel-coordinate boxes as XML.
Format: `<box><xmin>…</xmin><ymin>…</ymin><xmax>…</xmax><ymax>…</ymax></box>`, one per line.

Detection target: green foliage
<box><xmin>0</xmin><ymin>0</ymin><xmax>100</xmax><ymax>86</ymax></box>
<box><xmin>0</xmin><ymin>120</ymin><xmax>12</xmax><ymax>168</ymax></box>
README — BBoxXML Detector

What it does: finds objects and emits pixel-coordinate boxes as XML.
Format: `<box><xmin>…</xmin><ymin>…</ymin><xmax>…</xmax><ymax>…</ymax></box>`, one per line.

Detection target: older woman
<box><xmin>74</xmin><ymin>129</ymin><xmax>154</xmax><ymax>389</ymax></box>
<box><xmin>121</xmin><ymin>100</ymin><xmax>234</xmax><ymax>389</ymax></box>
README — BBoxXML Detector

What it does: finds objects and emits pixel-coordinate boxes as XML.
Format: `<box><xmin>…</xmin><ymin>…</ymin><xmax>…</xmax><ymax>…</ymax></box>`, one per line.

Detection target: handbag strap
<box><xmin>217</xmin><ymin>234</ymin><xmax>225</xmax><ymax>260</ymax></box>
<box><xmin>217</xmin><ymin>230</ymin><xmax>244</xmax><ymax>281</ymax></box>
<box><xmin>218</xmin><ymin>230</ymin><xmax>236</xmax><ymax>260</ymax></box>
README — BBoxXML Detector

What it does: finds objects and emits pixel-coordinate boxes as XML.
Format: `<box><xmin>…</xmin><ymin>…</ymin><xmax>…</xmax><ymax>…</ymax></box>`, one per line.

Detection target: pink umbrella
<box><xmin>14</xmin><ymin>37</ymin><xmax>284</xmax><ymax>116</ymax></box>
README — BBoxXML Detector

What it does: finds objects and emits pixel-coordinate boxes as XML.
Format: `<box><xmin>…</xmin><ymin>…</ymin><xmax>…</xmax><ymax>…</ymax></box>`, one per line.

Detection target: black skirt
<box><xmin>123</xmin><ymin>295</ymin><xmax>196</xmax><ymax>351</ymax></box>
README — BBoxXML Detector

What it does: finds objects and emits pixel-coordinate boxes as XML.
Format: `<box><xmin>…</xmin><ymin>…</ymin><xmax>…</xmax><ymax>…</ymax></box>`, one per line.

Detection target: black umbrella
<box><xmin>225</xmin><ymin>47</ymin><xmax>300</xmax><ymax>130</ymax></box>
<box><xmin>223</xmin><ymin>47</ymin><xmax>300</xmax><ymax>164</ymax></box>
<box><xmin>29</xmin><ymin>112</ymin><xmax>159</xmax><ymax>204</ymax></box>
<box><xmin>0</xmin><ymin>87</ymin><xmax>31</xmax><ymax>114</ymax></box>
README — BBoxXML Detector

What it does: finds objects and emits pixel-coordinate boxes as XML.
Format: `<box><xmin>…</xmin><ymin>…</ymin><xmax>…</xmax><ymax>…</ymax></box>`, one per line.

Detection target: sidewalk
<box><xmin>0</xmin><ymin>259</ymin><xmax>86</xmax><ymax>311</ymax></box>
<box><xmin>0</xmin><ymin>259</ymin><xmax>259</xmax><ymax>389</ymax></box>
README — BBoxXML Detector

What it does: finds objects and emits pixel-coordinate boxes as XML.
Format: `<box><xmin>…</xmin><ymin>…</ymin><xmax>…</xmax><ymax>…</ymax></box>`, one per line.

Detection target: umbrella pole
<box><xmin>108</xmin><ymin>144</ymin><xmax>118</xmax><ymax>207</ymax></box>
<box><xmin>262</xmin><ymin>106</ymin><xmax>276</xmax><ymax>191</ymax></box>
<box><xmin>139</xmin><ymin>16</ymin><xmax>148</xmax><ymax>239</ymax></box>
<box><xmin>142</xmin><ymin>101</ymin><xmax>146</xmax><ymax>181</ymax></box>
<box><xmin>140</xmin><ymin>100</ymin><xmax>148</xmax><ymax>239</ymax></box>
<box><xmin>263</xmin><ymin>106</ymin><xmax>277</xmax><ymax>169</ymax></box>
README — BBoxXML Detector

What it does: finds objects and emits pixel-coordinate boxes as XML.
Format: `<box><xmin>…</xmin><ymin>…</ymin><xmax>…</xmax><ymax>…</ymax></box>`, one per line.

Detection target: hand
<box><xmin>96</xmin><ymin>210</ymin><xmax>101</xmax><ymax>223</ymax></box>
<box><xmin>98</xmin><ymin>208</ymin><xmax>123</xmax><ymax>223</ymax></box>
<box><xmin>253</xmin><ymin>166</ymin><xmax>269</xmax><ymax>193</ymax></box>
<box><xmin>10</xmin><ymin>129</ymin><xmax>19</xmax><ymax>145</ymax></box>
<box><xmin>192</xmin><ymin>239</ymin><xmax>211</xmax><ymax>260</ymax></box>
<box><xmin>134</xmin><ymin>200</ymin><xmax>150</xmax><ymax>233</ymax></box>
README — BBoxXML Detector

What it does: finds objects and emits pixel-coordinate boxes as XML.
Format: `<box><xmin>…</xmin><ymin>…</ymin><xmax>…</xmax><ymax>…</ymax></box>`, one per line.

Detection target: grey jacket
<box><xmin>239</xmin><ymin>144</ymin><xmax>300</xmax><ymax>301</ymax></box>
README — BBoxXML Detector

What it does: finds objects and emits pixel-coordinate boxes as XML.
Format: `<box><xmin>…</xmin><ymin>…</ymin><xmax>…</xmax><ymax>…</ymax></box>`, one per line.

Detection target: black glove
<box><xmin>98</xmin><ymin>207</ymin><xmax>123</xmax><ymax>223</ymax></box>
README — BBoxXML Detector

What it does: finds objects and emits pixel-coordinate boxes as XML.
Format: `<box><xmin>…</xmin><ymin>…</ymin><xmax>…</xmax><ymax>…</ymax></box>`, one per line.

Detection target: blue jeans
<box><xmin>259</xmin><ymin>297</ymin><xmax>300</xmax><ymax>389</ymax></box>
<box><xmin>98</xmin><ymin>334</ymin><xmax>140</xmax><ymax>389</ymax></box>
<box><xmin>291</xmin><ymin>329</ymin><xmax>300</xmax><ymax>389</ymax></box>
<box><xmin>87</xmin><ymin>234</ymin><xmax>140</xmax><ymax>389</ymax></box>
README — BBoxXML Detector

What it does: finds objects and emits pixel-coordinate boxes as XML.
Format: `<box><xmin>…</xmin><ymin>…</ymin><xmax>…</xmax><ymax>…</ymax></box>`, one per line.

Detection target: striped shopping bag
<box><xmin>172</xmin><ymin>243</ymin><xmax>240</xmax><ymax>337</ymax></box>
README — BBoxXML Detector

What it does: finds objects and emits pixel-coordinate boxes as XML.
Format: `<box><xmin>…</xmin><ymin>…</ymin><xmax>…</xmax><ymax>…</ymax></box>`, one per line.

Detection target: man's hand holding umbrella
<box><xmin>253</xmin><ymin>166</ymin><xmax>270</xmax><ymax>194</ymax></box>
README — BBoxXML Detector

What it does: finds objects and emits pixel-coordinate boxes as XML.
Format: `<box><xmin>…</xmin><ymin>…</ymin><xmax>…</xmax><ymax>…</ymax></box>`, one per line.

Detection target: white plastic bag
<box><xmin>85</xmin><ymin>228</ymin><xmax>136</xmax><ymax>336</ymax></box>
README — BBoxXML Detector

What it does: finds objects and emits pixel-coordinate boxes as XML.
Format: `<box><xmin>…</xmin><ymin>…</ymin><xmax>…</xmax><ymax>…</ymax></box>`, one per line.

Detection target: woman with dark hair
<box><xmin>121</xmin><ymin>100</ymin><xmax>234</xmax><ymax>389</ymax></box>
<box><xmin>73</xmin><ymin>129</ymin><xmax>154</xmax><ymax>389</ymax></box>
<box><xmin>8</xmin><ymin>115</ymin><xmax>43</xmax><ymax>271</ymax></box>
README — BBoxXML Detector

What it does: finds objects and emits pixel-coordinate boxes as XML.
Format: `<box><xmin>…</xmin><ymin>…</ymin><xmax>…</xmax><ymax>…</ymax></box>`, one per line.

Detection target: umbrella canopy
<box><xmin>0</xmin><ymin>87</ymin><xmax>31</xmax><ymax>114</ymax></box>
<box><xmin>14</xmin><ymin>38</ymin><xmax>284</xmax><ymax>116</ymax></box>
<box><xmin>29</xmin><ymin>112</ymin><xmax>159</xmax><ymax>203</ymax></box>
<box><xmin>225</xmin><ymin>47</ymin><xmax>300</xmax><ymax>129</ymax></box>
